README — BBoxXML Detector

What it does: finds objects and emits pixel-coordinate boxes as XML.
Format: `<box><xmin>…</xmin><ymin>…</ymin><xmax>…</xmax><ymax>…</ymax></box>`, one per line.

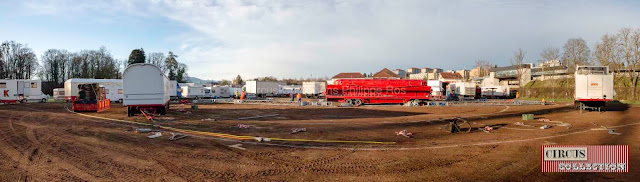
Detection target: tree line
<box><xmin>1</xmin><ymin>40</ymin><xmax>190</xmax><ymax>87</ymax></box>
<box><xmin>127</xmin><ymin>48</ymin><xmax>189</xmax><ymax>82</ymax></box>
<box><xmin>39</xmin><ymin>46</ymin><xmax>122</xmax><ymax>85</ymax></box>
<box><xmin>485</xmin><ymin>27</ymin><xmax>640</xmax><ymax>100</ymax></box>
<box><xmin>0</xmin><ymin>41</ymin><xmax>38</xmax><ymax>79</ymax></box>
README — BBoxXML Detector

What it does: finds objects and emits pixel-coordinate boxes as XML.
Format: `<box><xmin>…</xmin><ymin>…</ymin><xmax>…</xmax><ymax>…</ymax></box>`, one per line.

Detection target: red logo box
<box><xmin>541</xmin><ymin>145</ymin><xmax>628</xmax><ymax>172</ymax></box>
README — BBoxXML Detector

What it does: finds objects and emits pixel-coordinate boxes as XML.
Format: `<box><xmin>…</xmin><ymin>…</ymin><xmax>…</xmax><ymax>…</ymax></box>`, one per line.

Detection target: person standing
<box><xmin>296</xmin><ymin>93</ymin><xmax>302</xmax><ymax>106</ymax></box>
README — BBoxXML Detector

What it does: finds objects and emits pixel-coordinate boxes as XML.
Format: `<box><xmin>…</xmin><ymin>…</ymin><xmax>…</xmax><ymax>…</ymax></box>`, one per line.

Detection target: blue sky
<box><xmin>1</xmin><ymin>0</ymin><xmax>640</xmax><ymax>80</ymax></box>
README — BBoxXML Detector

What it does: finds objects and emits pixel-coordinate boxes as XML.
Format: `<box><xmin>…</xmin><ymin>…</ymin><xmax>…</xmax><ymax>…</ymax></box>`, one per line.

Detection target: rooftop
<box><xmin>331</xmin><ymin>72</ymin><xmax>365</xmax><ymax>79</ymax></box>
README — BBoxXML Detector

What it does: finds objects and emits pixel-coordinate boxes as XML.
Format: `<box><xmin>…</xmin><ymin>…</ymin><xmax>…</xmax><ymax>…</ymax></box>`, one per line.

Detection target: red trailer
<box><xmin>325</xmin><ymin>79</ymin><xmax>432</xmax><ymax>106</ymax></box>
<box><xmin>72</xmin><ymin>84</ymin><xmax>111</xmax><ymax>112</ymax></box>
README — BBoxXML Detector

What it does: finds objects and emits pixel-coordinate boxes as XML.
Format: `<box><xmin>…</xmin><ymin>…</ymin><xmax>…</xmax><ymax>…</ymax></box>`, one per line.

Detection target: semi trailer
<box><xmin>123</xmin><ymin>63</ymin><xmax>171</xmax><ymax>117</ymax></box>
<box><xmin>481</xmin><ymin>86</ymin><xmax>511</xmax><ymax>98</ymax></box>
<box><xmin>245</xmin><ymin>81</ymin><xmax>281</xmax><ymax>97</ymax></box>
<box><xmin>574</xmin><ymin>66</ymin><xmax>614</xmax><ymax>111</ymax></box>
<box><xmin>447</xmin><ymin>82</ymin><xmax>476</xmax><ymax>100</ymax></box>
<box><xmin>325</xmin><ymin>79</ymin><xmax>432</xmax><ymax>106</ymax></box>
<box><xmin>279</xmin><ymin>85</ymin><xmax>302</xmax><ymax>96</ymax></box>
<box><xmin>427</xmin><ymin>80</ymin><xmax>445</xmax><ymax>100</ymax></box>
<box><xmin>302</xmin><ymin>81</ymin><xmax>326</xmax><ymax>97</ymax></box>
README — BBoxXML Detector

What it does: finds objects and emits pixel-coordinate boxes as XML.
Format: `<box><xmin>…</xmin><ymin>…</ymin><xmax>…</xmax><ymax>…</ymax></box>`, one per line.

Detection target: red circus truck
<box><xmin>325</xmin><ymin>79</ymin><xmax>432</xmax><ymax>106</ymax></box>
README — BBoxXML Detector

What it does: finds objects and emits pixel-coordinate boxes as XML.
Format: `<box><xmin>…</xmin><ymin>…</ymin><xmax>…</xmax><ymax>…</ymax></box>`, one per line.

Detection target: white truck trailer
<box><xmin>427</xmin><ymin>80</ymin><xmax>444</xmax><ymax>100</ymax></box>
<box><xmin>0</xmin><ymin>79</ymin><xmax>48</xmax><ymax>103</ymax></box>
<box><xmin>180</xmin><ymin>85</ymin><xmax>205</xmax><ymax>99</ymax></box>
<box><xmin>574</xmin><ymin>66</ymin><xmax>614</xmax><ymax>111</ymax></box>
<box><xmin>123</xmin><ymin>63</ymin><xmax>171</xmax><ymax>116</ymax></box>
<box><xmin>448</xmin><ymin>82</ymin><xmax>477</xmax><ymax>100</ymax></box>
<box><xmin>170</xmin><ymin>80</ymin><xmax>179</xmax><ymax>99</ymax></box>
<box><xmin>64</xmin><ymin>79</ymin><xmax>123</xmax><ymax>102</ymax></box>
<box><xmin>481</xmin><ymin>86</ymin><xmax>511</xmax><ymax>98</ymax></box>
<box><xmin>245</xmin><ymin>81</ymin><xmax>281</xmax><ymax>97</ymax></box>
<box><xmin>210</xmin><ymin>86</ymin><xmax>230</xmax><ymax>98</ymax></box>
<box><xmin>302</xmin><ymin>81</ymin><xmax>326</xmax><ymax>96</ymax></box>
<box><xmin>279</xmin><ymin>85</ymin><xmax>302</xmax><ymax>96</ymax></box>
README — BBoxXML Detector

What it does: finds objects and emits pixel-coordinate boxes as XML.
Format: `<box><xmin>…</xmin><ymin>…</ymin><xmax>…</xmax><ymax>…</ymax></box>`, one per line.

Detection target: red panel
<box><xmin>73</xmin><ymin>99</ymin><xmax>111</xmax><ymax>112</ymax></box>
<box><xmin>326</xmin><ymin>79</ymin><xmax>431</xmax><ymax>104</ymax></box>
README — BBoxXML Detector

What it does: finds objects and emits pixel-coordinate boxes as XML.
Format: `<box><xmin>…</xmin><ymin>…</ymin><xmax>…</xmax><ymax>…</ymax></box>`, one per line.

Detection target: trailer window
<box><xmin>59</xmin><ymin>91</ymin><xmax>65</xmax><ymax>95</ymax></box>
<box><xmin>118</xmin><ymin>89</ymin><xmax>123</xmax><ymax>94</ymax></box>
<box><xmin>105</xmin><ymin>89</ymin><xmax>109</xmax><ymax>94</ymax></box>
<box><xmin>0</xmin><ymin>83</ymin><xmax>5</xmax><ymax>88</ymax></box>
<box><xmin>31</xmin><ymin>82</ymin><xmax>37</xmax><ymax>88</ymax></box>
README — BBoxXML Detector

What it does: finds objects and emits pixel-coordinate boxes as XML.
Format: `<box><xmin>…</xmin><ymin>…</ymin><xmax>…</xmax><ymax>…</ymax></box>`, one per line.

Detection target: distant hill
<box><xmin>186</xmin><ymin>76</ymin><xmax>218</xmax><ymax>84</ymax></box>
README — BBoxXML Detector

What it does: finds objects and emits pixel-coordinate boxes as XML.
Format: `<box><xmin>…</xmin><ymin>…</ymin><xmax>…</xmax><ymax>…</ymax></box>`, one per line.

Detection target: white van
<box><xmin>0</xmin><ymin>79</ymin><xmax>48</xmax><ymax>103</ymax></box>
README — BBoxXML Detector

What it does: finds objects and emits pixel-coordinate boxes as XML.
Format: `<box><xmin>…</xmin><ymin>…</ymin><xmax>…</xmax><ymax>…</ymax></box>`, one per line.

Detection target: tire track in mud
<box><xmin>9</xmin><ymin>111</ymin><xmax>99</xmax><ymax>181</ymax></box>
<box><xmin>2</xmin><ymin>108</ymin><xmax>170</xmax><ymax>181</ymax></box>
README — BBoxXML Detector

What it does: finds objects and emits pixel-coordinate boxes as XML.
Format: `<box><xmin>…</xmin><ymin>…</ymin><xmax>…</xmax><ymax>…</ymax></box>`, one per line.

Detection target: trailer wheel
<box><xmin>41</xmin><ymin>98</ymin><xmax>47</xmax><ymax>103</ymax></box>
<box><xmin>127</xmin><ymin>107</ymin><xmax>133</xmax><ymax>117</ymax></box>
<box><xmin>159</xmin><ymin>106</ymin><xmax>167</xmax><ymax>115</ymax></box>
<box><xmin>354</xmin><ymin>99</ymin><xmax>363</xmax><ymax>106</ymax></box>
<box><xmin>345</xmin><ymin>99</ymin><xmax>354</xmax><ymax>105</ymax></box>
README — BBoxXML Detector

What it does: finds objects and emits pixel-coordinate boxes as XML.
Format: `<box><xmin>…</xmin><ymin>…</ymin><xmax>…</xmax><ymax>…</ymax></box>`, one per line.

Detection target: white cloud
<box><xmin>8</xmin><ymin>0</ymin><xmax>640</xmax><ymax>80</ymax></box>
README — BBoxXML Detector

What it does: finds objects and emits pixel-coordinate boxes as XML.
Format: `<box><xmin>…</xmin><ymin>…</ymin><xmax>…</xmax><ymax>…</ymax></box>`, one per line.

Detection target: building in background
<box><xmin>531</xmin><ymin>65</ymin><xmax>569</xmax><ymax>81</ymax></box>
<box><xmin>457</xmin><ymin>69</ymin><xmax>470</xmax><ymax>81</ymax></box>
<box><xmin>392</xmin><ymin>69</ymin><xmax>407</xmax><ymax>78</ymax></box>
<box><xmin>439</xmin><ymin>72</ymin><xmax>463</xmax><ymax>83</ymax></box>
<box><xmin>531</xmin><ymin>59</ymin><xmax>569</xmax><ymax>81</ymax></box>
<box><xmin>372</xmin><ymin>68</ymin><xmax>402</xmax><ymax>79</ymax></box>
<box><xmin>407</xmin><ymin>67</ymin><xmax>420</xmax><ymax>74</ymax></box>
<box><xmin>428</xmin><ymin>68</ymin><xmax>443</xmax><ymax>80</ymax></box>
<box><xmin>420</xmin><ymin>68</ymin><xmax>433</xmax><ymax>74</ymax></box>
<box><xmin>409</xmin><ymin>73</ymin><xmax>429</xmax><ymax>80</ymax></box>
<box><xmin>470</xmin><ymin>67</ymin><xmax>489</xmax><ymax>78</ymax></box>
<box><xmin>328</xmin><ymin>72</ymin><xmax>365</xmax><ymax>85</ymax></box>
<box><xmin>482</xmin><ymin>64</ymin><xmax>533</xmax><ymax>92</ymax></box>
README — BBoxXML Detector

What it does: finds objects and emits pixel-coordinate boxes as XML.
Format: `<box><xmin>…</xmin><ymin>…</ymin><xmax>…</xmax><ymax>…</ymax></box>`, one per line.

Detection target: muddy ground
<box><xmin>0</xmin><ymin>101</ymin><xmax>639</xmax><ymax>181</ymax></box>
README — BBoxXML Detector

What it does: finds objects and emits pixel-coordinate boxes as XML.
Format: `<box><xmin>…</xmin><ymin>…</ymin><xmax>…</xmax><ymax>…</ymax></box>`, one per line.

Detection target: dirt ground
<box><xmin>1</xmin><ymin>101</ymin><xmax>639</xmax><ymax>181</ymax></box>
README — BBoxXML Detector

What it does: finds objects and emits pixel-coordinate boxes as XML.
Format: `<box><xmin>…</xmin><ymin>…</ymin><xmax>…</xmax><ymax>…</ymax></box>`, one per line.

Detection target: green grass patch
<box><xmin>520</xmin><ymin>97</ymin><xmax>574</xmax><ymax>103</ymax></box>
<box><xmin>619</xmin><ymin>100</ymin><xmax>640</xmax><ymax>105</ymax></box>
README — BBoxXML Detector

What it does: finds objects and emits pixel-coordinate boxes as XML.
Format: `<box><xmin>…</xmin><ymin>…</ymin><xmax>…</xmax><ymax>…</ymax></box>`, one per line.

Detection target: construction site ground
<box><xmin>1</xmin><ymin>101</ymin><xmax>639</xmax><ymax>181</ymax></box>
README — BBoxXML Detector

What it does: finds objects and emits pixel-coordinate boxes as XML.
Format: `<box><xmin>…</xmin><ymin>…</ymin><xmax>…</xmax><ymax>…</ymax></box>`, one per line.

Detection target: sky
<box><xmin>1</xmin><ymin>0</ymin><xmax>640</xmax><ymax>81</ymax></box>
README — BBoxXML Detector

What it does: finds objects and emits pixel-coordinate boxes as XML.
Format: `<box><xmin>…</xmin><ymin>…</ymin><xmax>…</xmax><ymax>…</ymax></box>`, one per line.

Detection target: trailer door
<box><xmin>17</xmin><ymin>81</ymin><xmax>25</xmax><ymax>95</ymax></box>
<box><xmin>587</xmin><ymin>75</ymin><xmax>603</xmax><ymax>98</ymax></box>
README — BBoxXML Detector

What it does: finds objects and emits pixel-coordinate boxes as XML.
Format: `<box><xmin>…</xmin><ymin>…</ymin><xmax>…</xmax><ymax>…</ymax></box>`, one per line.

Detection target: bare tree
<box><xmin>511</xmin><ymin>48</ymin><xmax>527</xmax><ymax>90</ymax></box>
<box><xmin>540</xmin><ymin>46</ymin><xmax>560</xmax><ymax>62</ymax></box>
<box><xmin>593</xmin><ymin>33</ymin><xmax>623</xmax><ymax>73</ymax></box>
<box><xmin>634</xmin><ymin>29</ymin><xmax>640</xmax><ymax>100</ymax></box>
<box><xmin>562</xmin><ymin>38</ymin><xmax>591</xmax><ymax>73</ymax></box>
<box><xmin>147</xmin><ymin>52</ymin><xmax>166</xmax><ymax>72</ymax></box>
<box><xmin>619</xmin><ymin>28</ymin><xmax>640</xmax><ymax>99</ymax></box>
<box><xmin>473</xmin><ymin>60</ymin><xmax>491</xmax><ymax>77</ymax></box>
<box><xmin>539</xmin><ymin>46</ymin><xmax>561</xmax><ymax>80</ymax></box>
<box><xmin>0</xmin><ymin>41</ymin><xmax>38</xmax><ymax>79</ymax></box>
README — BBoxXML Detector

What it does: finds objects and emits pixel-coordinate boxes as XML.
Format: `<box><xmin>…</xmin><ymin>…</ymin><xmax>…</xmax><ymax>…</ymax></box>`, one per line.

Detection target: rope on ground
<box><xmin>64</xmin><ymin>106</ymin><xmax>396</xmax><ymax>144</ymax></box>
